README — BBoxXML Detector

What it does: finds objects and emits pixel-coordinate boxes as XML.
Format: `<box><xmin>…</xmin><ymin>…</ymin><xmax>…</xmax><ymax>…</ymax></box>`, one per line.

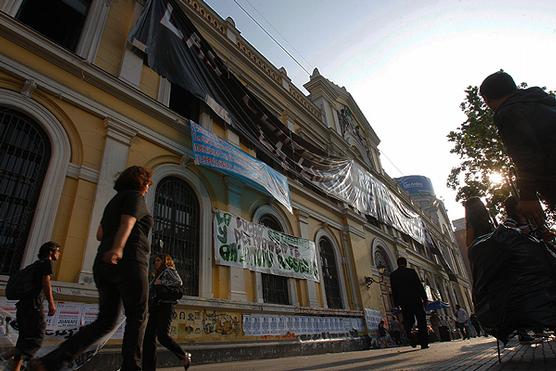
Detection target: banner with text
<box><xmin>214</xmin><ymin>210</ymin><xmax>319</xmax><ymax>281</ymax></box>
<box><xmin>191</xmin><ymin>121</ymin><xmax>292</xmax><ymax>213</ymax></box>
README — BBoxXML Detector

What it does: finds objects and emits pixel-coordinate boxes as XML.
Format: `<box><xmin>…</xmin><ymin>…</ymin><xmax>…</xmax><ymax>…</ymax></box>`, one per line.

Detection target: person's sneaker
<box><xmin>421</xmin><ymin>345</ymin><xmax>430</xmax><ymax>349</ymax></box>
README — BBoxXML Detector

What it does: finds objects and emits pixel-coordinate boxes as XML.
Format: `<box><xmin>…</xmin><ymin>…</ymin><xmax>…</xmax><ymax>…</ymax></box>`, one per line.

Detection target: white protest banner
<box><xmin>214</xmin><ymin>209</ymin><xmax>320</xmax><ymax>281</ymax></box>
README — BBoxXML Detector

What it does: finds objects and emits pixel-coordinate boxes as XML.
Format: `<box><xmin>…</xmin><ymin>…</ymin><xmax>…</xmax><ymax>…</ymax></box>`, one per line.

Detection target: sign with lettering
<box><xmin>191</xmin><ymin>121</ymin><xmax>291</xmax><ymax>212</ymax></box>
<box><xmin>214</xmin><ymin>210</ymin><xmax>319</xmax><ymax>281</ymax></box>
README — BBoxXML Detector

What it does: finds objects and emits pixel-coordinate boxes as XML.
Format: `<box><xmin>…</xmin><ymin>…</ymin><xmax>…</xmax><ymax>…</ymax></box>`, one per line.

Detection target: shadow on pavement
<box><xmin>286</xmin><ymin>348</ymin><xmax>420</xmax><ymax>371</ymax></box>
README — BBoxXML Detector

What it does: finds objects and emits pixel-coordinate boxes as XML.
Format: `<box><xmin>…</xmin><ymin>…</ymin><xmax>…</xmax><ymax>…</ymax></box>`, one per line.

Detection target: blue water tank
<box><xmin>395</xmin><ymin>175</ymin><xmax>435</xmax><ymax>196</ymax></box>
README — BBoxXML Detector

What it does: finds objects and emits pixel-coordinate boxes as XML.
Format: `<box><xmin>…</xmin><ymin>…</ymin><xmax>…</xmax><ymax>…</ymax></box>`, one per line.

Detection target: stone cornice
<box><xmin>0</xmin><ymin>12</ymin><xmax>186</xmax><ymax>130</ymax></box>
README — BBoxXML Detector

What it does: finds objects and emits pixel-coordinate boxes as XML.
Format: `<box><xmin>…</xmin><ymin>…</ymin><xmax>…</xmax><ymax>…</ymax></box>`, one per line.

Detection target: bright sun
<box><xmin>489</xmin><ymin>172</ymin><xmax>504</xmax><ymax>185</ymax></box>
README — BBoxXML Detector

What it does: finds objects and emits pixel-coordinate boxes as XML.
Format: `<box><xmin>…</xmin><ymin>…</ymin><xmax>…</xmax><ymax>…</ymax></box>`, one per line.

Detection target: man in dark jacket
<box><xmin>480</xmin><ymin>71</ymin><xmax>556</xmax><ymax>226</ymax></box>
<box><xmin>389</xmin><ymin>257</ymin><xmax>429</xmax><ymax>349</ymax></box>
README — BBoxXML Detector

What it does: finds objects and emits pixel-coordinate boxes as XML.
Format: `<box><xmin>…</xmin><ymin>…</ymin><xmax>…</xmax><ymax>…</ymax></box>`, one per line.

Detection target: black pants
<box><xmin>401</xmin><ymin>303</ymin><xmax>428</xmax><ymax>347</ymax></box>
<box><xmin>456</xmin><ymin>322</ymin><xmax>469</xmax><ymax>339</ymax></box>
<box><xmin>15</xmin><ymin>298</ymin><xmax>45</xmax><ymax>357</ymax></box>
<box><xmin>142</xmin><ymin>302</ymin><xmax>186</xmax><ymax>371</ymax></box>
<box><xmin>41</xmin><ymin>259</ymin><xmax>149</xmax><ymax>371</ymax></box>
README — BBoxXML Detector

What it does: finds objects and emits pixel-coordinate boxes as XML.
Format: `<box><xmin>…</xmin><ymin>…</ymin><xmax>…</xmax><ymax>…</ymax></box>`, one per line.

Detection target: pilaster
<box><xmin>78</xmin><ymin>119</ymin><xmax>136</xmax><ymax>284</ymax></box>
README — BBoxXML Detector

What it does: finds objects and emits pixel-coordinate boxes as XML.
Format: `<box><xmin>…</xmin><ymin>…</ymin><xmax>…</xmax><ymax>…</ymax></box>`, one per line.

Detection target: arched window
<box><xmin>374</xmin><ymin>248</ymin><xmax>392</xmax><ymax>275</ymax></box>
<box><xmin>0</xmin><ymin>108</ymin><xmax>51</xmax><ymax>274</ymax></box>
<box><xmin>259</xmin><ymin>214</ymin><xmax>289</xmax><ymax>305</ymax></box>
<box><xmin>153</xmin><ymin>176</ymin><xmax>199</xmax><ymax>296</ymax></box>
<box><xmin>319</xmin><ymin>237</ymin><xmax>342</xmax><ymax>309</ymax></box>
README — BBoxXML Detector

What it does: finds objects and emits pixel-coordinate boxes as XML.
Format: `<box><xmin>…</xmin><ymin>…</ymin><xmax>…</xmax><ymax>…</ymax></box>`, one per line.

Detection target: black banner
<box><xmin>129</xmin><ymin>0</ymin><xmax>427</xmax><ymax>244</ymax></box>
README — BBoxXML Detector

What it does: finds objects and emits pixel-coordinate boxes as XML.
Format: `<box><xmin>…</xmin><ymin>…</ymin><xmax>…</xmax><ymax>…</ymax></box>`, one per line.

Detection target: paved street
<box><xmin>161</xmin><ymin>336</ymin><xmax>556</xmax><ymax>370</ymax></box>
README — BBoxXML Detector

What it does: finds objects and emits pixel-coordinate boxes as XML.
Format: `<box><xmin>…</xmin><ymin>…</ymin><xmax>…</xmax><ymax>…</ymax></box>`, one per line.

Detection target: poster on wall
<box><xmin>214</xmin><ymin>209</ymin><xmax>320</xmax><ymax>281</ymax></box>
<box><xmin>364</xmin><ymin>308</ymin><xmax>383</xmax><ymax>336</ymax></box>
<box><xmin>242</xmin><ymin>314</ymin><xmax>365</xmax><ymax>336</ymax></box>
<box><xmin>0</xmin><ymin>300</ymin><xmax>124</xmax><ymax>370</ymax></box>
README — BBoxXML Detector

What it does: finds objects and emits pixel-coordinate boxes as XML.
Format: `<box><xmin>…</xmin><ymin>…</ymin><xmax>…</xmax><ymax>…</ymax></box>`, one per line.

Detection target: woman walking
<box><xmin>143</xmin><ymin>254</ymin><xmax>191</xmax><ymax>370</ymax></box>
<box><xmin>31</xmin><ymin>166</ymin><xmax>153</xmax><ymax>371</ymax></box>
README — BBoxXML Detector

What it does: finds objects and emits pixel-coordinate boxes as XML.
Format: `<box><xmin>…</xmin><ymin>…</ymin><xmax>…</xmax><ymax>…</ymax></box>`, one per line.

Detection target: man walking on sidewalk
<box><xmin>390</xmin><ymin>257</ymin><xmax>429</xmax><ymax>349</ymax></box>
<box><xmin>455</xmin><ymin>305</ymin><xmax>470</xmax><ymax>340</ymax></box>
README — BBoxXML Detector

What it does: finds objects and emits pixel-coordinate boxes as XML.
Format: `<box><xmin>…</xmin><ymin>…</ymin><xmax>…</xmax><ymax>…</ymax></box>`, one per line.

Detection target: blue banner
<box><xmin>191</xmin><ymin>121</ymin><xmax>292</xmax><ymax>212</ymax></box>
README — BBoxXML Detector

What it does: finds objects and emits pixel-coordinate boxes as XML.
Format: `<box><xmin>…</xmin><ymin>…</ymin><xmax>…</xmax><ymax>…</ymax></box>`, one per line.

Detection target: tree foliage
<box><xmin>448</xmin><ymin>82</ymin><xmax>554</xmax><ymax>220</ymax></box>
<box><xmin>447</xmin><ymin>85</ymin><xmax>513</xmax><ymax>218</ymax></box>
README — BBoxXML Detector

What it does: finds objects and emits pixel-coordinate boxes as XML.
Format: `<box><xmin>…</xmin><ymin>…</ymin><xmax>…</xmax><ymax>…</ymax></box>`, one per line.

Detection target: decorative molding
<box><xmin>105</xmin><ymin>118</ymin><xmax>137</xmax><ymax>144</ymax></box>
<box><xmin>371</xmin><ymin>238</ymin><xmax>396</xmax><ymax>274</ymax></box>
<box><xmin>66</xmin><ymin>163</ymin><xmax>100</xmax><ymax>183</ymax></box>
<box><xmin>157</xmin><ymin>77</ymin><xmax>171</xmax><ymax>106</ymax></box>
<box><xmin>146</xmin><ymin>163</ymin><xmax>214</xmax><ymax>299</ymax></box>
<box><xmin>314</xmin><ymin>229</ymin><xmax>349</xmax><ymax>310</ymax></box>
<box><xmin>20</xmin><ymin>79</ymin><xmax>36</xmax><ymax>97</ymax></box>
<box><xmin>0</xmin><ymin>55</ymin><xmax>194</xmax><ymax>159</ymax></box>
<box><xmin>0</xmin><ymin>89</ymin><xmax>71</xmax><ymax>268</ymax></box>
<box><xmin>75</xmin><ymin>0</ymin><xmax>111</xmax><ymax>62</ymax></box>
<box><xmin>0</xmin><ymin>0</ymin><xmax>23</xmax><ymax>16</ymax></box>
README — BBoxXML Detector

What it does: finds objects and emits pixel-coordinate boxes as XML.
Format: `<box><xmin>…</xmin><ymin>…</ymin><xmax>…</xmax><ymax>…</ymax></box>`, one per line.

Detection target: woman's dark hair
<box><xmin>38</xmin><ymin>241</ymin><xmax>61</xmax><ymax>259</ymax></box>
<box><xmin>465</xmin><ymin>197</ymin><xmax>495</xmax><ymax>240</ymax></box>
<box><xmin>154</xmin><ymin>254</ymin><xmax>175</xmax><ymax>276</ymax></box>
<box><xmin>114</xmin><ymin>166</ymin><xmax>152</xmax><ymax>193</ymax></box>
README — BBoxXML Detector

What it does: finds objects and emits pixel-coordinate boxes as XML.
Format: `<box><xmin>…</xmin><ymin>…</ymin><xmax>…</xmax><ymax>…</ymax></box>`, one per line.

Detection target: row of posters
<box><xmin>243</xmin><ymin>314</ymin><xmax>365</xmax><ymax>337</ymax></box>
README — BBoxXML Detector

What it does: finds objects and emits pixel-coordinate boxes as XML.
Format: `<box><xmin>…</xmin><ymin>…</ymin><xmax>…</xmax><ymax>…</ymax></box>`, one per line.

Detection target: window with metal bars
<box><xmin>152</xmin><ymin>176</ymin><xmax>199</xmax><ymax>296</ymax></box>
<box><xmin>16</xmin><ymin>0</ymin><xmax>92</xmax><ymax>52</ymax></box>
<box><xmin>319</xmin><ymin>237</ymin><xmax>343</xmax><ymax>309</ymax></box>
<box><xmin>258</xmin><ymin>214</ymin><xmax>289</xmax><ymax>305</ymax></box>
<box><xmin>0</xmin><ymin>108</ymin><xmax>51</xmax><ymax>274</ymax></box>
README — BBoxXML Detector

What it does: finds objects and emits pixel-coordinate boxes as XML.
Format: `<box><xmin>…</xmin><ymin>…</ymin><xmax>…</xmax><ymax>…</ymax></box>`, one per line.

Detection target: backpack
<box><xmin>5</xmin><ymin>261</ymin><xmax>39</xmax><ymax>300</ymax></box>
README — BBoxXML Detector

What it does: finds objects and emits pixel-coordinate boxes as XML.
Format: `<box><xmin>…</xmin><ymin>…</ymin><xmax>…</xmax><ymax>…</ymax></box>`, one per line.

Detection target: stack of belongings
<box><xmin>469</xmin><ymin>223</ymin><xmax>556</xmax><ymax>344</ymax></box>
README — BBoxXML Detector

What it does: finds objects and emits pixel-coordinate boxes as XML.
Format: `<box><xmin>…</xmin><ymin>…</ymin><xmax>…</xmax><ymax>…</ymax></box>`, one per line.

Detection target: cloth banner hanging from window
<box><xmin>214</xmin><ymin>209</ymin><xmax>319</xmax><ymax>282</ymax></box>
<box><xmin>191</xmin><ymin>121</ymin><xmax>291</xmax><ymax>212</ymax></box>
<box><xmin>128</xmin><ymin>0</ymin><xmax>425</xmax><ymax>245</ymax></box>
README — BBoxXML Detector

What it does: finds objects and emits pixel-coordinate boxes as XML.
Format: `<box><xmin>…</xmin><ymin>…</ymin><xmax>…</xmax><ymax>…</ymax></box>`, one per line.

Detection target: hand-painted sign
<box><xmin>214</xmin><ymin>210</ymin><xmax>319</xmax><ymax>281</ymax></box>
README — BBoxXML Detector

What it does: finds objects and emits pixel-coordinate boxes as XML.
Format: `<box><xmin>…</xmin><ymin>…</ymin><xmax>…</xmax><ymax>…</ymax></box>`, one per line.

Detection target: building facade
<box><xmin>0</xmin><ymin>0</ymin><xmax>472</xmax><ymax>364</ymax></box>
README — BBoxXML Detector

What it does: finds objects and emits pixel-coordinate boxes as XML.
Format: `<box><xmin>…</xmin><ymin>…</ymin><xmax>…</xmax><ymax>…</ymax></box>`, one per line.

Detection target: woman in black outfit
<box><xmin>31</xmin><ymin>166</ymin><xmax>154</xmax><ymax>371</ymax></box>
<box><xmin>143</xmin><ymin>254</ymin><xmax>191</xmax><ymax>370</ymax></box>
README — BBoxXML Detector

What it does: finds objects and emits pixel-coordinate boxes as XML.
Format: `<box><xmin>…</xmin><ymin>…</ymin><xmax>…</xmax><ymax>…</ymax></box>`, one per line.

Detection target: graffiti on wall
<box><xmin>173</xmin><ymin>309</ymin><xmax>242</xmax><ymax>339</ymax></box>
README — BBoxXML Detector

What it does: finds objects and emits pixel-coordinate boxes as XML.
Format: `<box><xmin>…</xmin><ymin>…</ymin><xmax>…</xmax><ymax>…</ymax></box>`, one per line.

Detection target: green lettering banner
<box><xmin>214</xmin><ymin>210</ymin><xmax>320</xmax><ymax>282</ymax></box>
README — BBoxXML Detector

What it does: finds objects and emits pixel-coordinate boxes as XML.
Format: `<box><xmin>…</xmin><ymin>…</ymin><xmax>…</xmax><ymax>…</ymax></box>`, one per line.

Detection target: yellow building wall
<box><xmin>94</xmin><ymin>0</ymin><xmax>136</xmax><ymax>75</ymax></box>
<box><xmin>57</xmin><ymin>179</ymin><xmax>97</xmax><ymax>282</ymax></box>
<box><xmin>140</xmin><ymin>66</ymin><xmax>160</xmax><ymax>100</ymax></box>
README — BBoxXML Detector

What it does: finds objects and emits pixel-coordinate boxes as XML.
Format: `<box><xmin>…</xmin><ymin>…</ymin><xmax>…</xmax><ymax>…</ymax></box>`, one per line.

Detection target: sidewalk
<box><xmin>159</xmin><ymin>336</ymin><xmax>556</xmax><ymax>370</ymax></box>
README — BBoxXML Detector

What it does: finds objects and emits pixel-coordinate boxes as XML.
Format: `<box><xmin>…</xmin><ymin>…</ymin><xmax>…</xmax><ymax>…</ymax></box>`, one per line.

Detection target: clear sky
<box><xmin>204</xmin><ymin>0</ymin><xmax>556</xmax><ymax>222</ymax></box>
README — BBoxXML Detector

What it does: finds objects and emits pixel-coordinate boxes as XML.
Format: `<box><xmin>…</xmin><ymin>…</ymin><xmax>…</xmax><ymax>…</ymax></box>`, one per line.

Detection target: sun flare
<box><xmin>489</xmin><ymin>172</ymin><xmax>504</xmax><ymax>186</ymax></box>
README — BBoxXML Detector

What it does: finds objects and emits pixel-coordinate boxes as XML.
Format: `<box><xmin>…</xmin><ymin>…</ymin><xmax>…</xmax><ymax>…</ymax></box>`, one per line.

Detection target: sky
<box><xmin>204</xmin><ymin>0</ymin><xmax>556</xmax><ymax>222</ymax></box>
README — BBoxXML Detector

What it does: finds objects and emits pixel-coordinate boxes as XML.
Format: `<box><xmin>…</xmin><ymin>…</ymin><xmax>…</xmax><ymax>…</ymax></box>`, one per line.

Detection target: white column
<box><xmin>0</xmin><ymin>0</ymin><xmax>23</xmax><ymax>15</ymax></box>
<box><xmin>78</xmin><ymin>119</ymin><xmax>136</xmax><ymax>284</ymax></box>
<box><xmin>75</xmin><ymin>0</ymin><xmax>111</xmax><ymax>62</ymax></box>
<box><xmin>226</xmin><ymin>177</ymin><xmax>248</xmax><ymax>301</ymax></box>
<box><xmin>225</xmin><ymin>127</ymin><xmax>247</xmax><ymax>301</ymax></box>
<box><xmin>296</xmin><ymin>210</ymin><xmax>319</xmax><ymax>307</ymax></box>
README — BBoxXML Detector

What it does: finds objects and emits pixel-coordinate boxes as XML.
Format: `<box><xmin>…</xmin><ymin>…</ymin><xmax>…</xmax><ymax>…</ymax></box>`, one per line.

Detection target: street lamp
<box><xmin>364</xmin><ymin>263</ymin><xmax>387</xmax><ymax>288</ymax></box>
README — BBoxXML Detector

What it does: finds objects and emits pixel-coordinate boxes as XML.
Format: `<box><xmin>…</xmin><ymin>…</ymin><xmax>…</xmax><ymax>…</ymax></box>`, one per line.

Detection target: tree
<box><xmin>447</xmin><ymin>85</ymin><xmax>514</xmax><ymax>218</ymax></box>
<box><xmin>447</xmin><ymin>82</ymin><xmax>554</xmax><ymax>220</ymax></box>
